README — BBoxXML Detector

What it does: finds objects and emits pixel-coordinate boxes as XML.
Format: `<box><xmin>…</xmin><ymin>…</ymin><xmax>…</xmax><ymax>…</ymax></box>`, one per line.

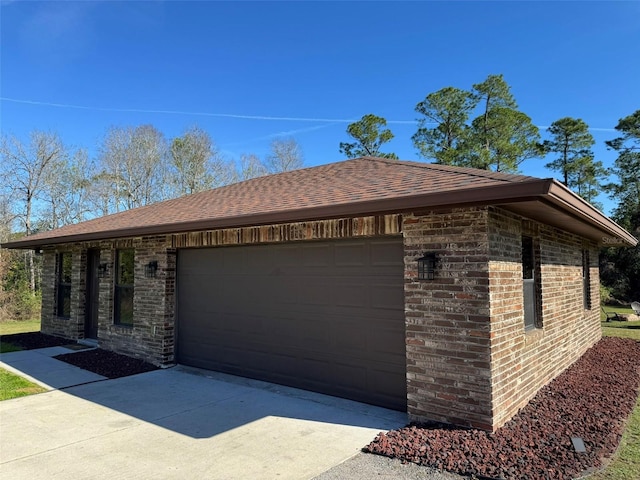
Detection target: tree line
<box><xmin>1</xmin><ymin>127</ymin><xmax>304</xmax><ymax>235</ymax></box>
<box><xmin>0</xmin><ymin>73</ymin><xmax>638</xmax><ymax>319</ymax></box>
<box><xmin>338</xmin><ymin>74</ymin><xmax>629</xmax><ymax>210</ymax></box>
<box><xmin>0</xmin><ymin>129</ymin><xmax>303</xmax><ymax>319</ymax></box>
<box><xmin>337</xmin><ymin>75</ymin><xmax>638</xmax><ymax>302</ymax></box>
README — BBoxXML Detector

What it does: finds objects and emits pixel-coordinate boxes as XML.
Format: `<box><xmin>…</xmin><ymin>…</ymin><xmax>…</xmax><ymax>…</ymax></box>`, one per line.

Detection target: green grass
<box><xmin>0</xmin><ymin>367</ymin><xmax>46</xmax><ymax>400</ymax></box>
<box><xmin>601</xmin><ymin>305</ymin><xmax>635</xmax><ymax>321</ymax></box>
<box><xmin>0</xmin><ymin>318</ymin><xmax>40</xmax><ymax>353</ymax></box>
<box><xmin>0</xmin><ymin>318</ymin><xmax>41</xmax><ymax>336</ymax></box>
<box><xmin>0</xmin><ymin>342</ymin><xmax>22</xmax><ymax>353</ymax></box>
<box><xmin>0</xmin><ymin>319</ymin><xmax>47</xmax><ymax>401</ymax></box>
<box><xmin>601</xmin><ymin>306</ymin><xmax>640</xmax><ymax>341</ymax></box>
<box><xmin>589</xmin><ymin>320</ymin><xmax>640</xmax><ymax>479</ymax></box>
<box><xmin>601</xmin><ymin>323</ymin><xmax>640</xmax><ymax>340</ymax></box>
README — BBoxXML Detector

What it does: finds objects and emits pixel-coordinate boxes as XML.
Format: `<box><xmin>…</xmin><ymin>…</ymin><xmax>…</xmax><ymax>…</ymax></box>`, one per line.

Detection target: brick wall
<box><xmin>403</xmin><ymin>207</ymin><xmax>494</xmax><ymax>430</ymax></box>
<box><xmin>404</xmin><ymin>206</ymin><xmax>601</xmax><ymax>431</ymax></box>
<box><xmin>488</xmin><ymin>208</ymin><xmax>601</xmax><ymax>428</ymax></box>
<box><xmin>41</xmin><ymin>247</ymin><xmax>86</xmax><ymax>340</ymax></box>
<box><xmin>39</xmin><ymin>207</ymin><xmax>601</xmax><ymax>429</ymax></box>
<box><xmin>171</xmin><ymin>214</ymin><xmax>402</xmax><ymax>248</ymax></box>
<box><xmin>95</xmin><ymin>236</ymin><xmax>175</xmax><ymax>366</ymax></box>
<box><xmin>41</xmin><ymin>237</ymin><xmax>176</xmax><ymax>366</ymax></box>
<box><xmin>39</xmin><ymin>215</ymin><xmax>401</xmax><ymax>366</ymax></box>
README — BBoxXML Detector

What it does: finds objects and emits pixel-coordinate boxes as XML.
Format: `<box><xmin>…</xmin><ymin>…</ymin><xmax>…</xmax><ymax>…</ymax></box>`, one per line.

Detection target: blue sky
<box><xmin>1</xmin><ymin>1</ymin><xmax>639</xmax><ymax>216</ymax></box>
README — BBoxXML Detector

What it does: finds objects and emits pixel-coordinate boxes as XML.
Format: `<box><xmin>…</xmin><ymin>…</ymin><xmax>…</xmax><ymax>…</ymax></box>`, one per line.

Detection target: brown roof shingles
<box><xmin>2</xmin><ymin>157</ymin><xmax>635</xmax><ymax>248</ymax></box>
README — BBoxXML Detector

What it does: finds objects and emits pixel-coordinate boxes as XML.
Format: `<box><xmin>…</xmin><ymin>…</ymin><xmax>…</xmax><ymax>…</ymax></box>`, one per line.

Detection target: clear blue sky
<box><xmin>1</xmin><ymin>1</ymin><xmax>639</xmax><ymax>215</ymax></box>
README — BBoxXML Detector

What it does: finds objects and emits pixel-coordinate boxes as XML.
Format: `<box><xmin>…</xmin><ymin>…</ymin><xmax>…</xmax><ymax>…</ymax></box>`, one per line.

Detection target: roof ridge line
<box><xmin>361</xmin><ymin>156</ymin><xmax>535</xmax><ymax>183</ymax></box>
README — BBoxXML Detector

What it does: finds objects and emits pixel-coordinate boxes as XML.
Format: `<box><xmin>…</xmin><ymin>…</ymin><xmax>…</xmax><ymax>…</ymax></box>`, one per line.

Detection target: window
<box><xmin>583</xmin><ymin>249</ymin><xmax>592</xmax><ymax>310</ymax></box>
<box><xmin>56</xmin><ymin>252</ymin><xmax>72</xmax><ymax>318</ymax></box>
<box><xmin>522</xmin><ymin>236</ymin><xmax>538</xmax><ymax>330</ymax></box>
<box><xmin>114</xmin><ymin>249</ymin><xmax>134</xmax><ymax>326</ymax></box>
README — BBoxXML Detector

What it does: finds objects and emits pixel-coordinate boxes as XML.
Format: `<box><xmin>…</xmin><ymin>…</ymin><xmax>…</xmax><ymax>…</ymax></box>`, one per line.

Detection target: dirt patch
<box><xmin>365</xmin><ymin>337</ymin><xmax>640</xmax><ymax>480</ymax></box>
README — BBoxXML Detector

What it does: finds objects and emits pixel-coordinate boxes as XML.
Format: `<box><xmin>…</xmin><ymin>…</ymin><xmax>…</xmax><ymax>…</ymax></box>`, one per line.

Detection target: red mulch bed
<box><xmin>365</xmin><ymin>337</ymin><xmax>640</xmax><ymax>480</ymax></box>
<box><xmin>2</xmin><ymin>332</ymin><xmax>158</xmax><ymax>379</ymax></box>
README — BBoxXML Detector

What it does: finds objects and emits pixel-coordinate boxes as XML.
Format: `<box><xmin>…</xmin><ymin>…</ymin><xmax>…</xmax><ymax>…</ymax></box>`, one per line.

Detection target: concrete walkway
<box><xmin>0</xmin><ymin>348</ymin><xmax>410</xmax><ymax>479</ymax></box>
<box><xmin>0</xmin><ymin>346</ymin><xmax>106</xmax><ymax>389</ymax></box>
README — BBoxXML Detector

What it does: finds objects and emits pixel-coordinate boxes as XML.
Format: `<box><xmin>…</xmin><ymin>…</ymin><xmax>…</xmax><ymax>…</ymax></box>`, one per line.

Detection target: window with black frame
<box><xmin>114</xmin><ymin>249</ymin><xmax>134</xmax><ymax>326</ymax></box>
<box><xmin>582</xmin><ymin>249</ymin><xmax>592</xmax><ymax>310</ymax></box>
<box><xmin>56</xmin><ymin>252</ymin><xmax>72</xmax><ymax>318</ymax></box>
<box><xmin>522</xmin><ymin>236</ymin><xmax>538</xmax><ymax>330</ymax></box>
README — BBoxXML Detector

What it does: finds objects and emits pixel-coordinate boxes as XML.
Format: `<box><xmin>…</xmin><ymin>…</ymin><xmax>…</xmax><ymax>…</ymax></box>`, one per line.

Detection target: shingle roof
<box><xmin>2</xmin><ymin>157</ymin><xmax>636</xmax><ymax>248</ymax></box>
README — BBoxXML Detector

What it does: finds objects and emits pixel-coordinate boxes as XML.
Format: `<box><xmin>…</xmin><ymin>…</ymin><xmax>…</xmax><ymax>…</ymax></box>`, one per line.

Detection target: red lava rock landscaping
<box><xmin>54</xmin><ymin>349</ymin><xmax>159</xmax><ymax>379</ymax></box>
<box><xmin>365</xmin><ymin>337</ymin><xmax>640</xmax><ymax>480</ymax></box>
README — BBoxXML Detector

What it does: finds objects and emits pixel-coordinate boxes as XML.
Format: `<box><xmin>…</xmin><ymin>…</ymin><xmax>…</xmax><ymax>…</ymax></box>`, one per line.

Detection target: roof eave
<box><xmin>544</xmin><ymin>181</ymin><xmax>637</xmax><ymax>246</ymax></box>
<box><xmin>2</xmin><ymin>178</ymin><xmax>636</xmax><ymax>249</ymax></box>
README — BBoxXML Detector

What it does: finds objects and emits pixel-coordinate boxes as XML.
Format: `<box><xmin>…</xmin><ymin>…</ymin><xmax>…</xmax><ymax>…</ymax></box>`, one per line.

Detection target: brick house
<box><xmin>3</xmin><ymin>157</ymin><xmax>636</xmax><ymax>431</ymax></box>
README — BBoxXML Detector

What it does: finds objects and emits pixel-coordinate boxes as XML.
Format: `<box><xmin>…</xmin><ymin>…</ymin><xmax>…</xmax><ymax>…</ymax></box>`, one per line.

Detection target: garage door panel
<box><xmin>333</xmin><ymin>281</ymin><xmax>368</xmax><ymax>307</ymax></box>
<box><xmin>333</xmin><ymin>362</ymin><xmax>367</xmax><ymax>390</ymax></box>
<box><xmin>333</xmin><ymin>323</ymin><xmax>367</xmax><ymax>353</ymax></box>
<box><xmin>302</xmin><ymin>243</ymin><xmax>332</xmax><ymax>266</ymax></box>
<box><xmin>276</xmin><ymin>245</ymin><xmax>303</xmax><ymax>266</ymax></box>
<box><xmin>371</xmin><ymin>282</ymin><xmax>405</xmax><ymax>310</ymax></box>
<box><xmin>300</xmin><ymin>278</ymin><xmax>333</xmax><ymax>306</ymax></box>
<box><xmin>335</xmin><ymin>241</ymin><xmax>366</xmax><ymax>266</ymax></box>
<box><xmin>370</xmin><ymin>239</ymin><xmax>403</xmax><ymax>265</ymax></box>
<box><xmin>177</xmin><ymin>237</ymin><xmax>406</xmax><ymax>411</ymax></box>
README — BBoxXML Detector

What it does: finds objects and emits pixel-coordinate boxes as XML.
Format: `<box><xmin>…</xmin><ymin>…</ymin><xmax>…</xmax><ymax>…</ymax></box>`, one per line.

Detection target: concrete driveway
<box><xmin>0</xmin><ymin>350</ymin><xmax>407</xmax><ymax>480</ymax></box>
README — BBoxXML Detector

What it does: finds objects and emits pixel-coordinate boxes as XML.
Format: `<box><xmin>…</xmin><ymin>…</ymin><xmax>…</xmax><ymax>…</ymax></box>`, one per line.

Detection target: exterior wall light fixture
<box><xmin>98</xmin><ymin>262</ymin><xmax>109</xmax><ymax>278</ymax></box>
<box><xmin>417</xmin><ymin>253</ymin><xmax>437</xmax><ymax>280</ymax></box>
<box><xmin>145</xmin><ymin>260</ymin><xmax>158</xmax><ymax>278</ymax></box>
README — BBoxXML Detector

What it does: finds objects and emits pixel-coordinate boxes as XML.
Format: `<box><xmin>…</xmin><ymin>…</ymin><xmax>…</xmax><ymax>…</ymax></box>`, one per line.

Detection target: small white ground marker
<box><xmin>571</xmin><ymin>436</ymin><xmax>586</xmax><ymax>453</ymax></box>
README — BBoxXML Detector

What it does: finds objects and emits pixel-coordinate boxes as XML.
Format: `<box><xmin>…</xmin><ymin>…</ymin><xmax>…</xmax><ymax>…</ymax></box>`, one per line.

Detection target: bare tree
<box><xmin>40</xmin><ymin>148</ymin><xmax>94</xmax><ymax>230</ymax></box>
<box><xmin>170</xmin><ymin>126</ymin><xmax>234</xmax><ymax>195</ymax></box>
<box><xmin>98</xmin><ymin>125</ymin><xmax>169</xmax><ymax>211</ymax></box>
<box><xmin>0</xmin><ymin>131</ymin><xmax>65</xmax><ymax>291</ymax></box>
<box><xmin>0</xmin><ymin>193</ymin><xmax>14</xmax><ymax>273</ymax></box>
<box><xmin>236</xmin><ymin>153</ymin><xmax>268</xmax><ymax>181</ymax></box>
<box><xmin>265</xmin><ymin>137</ymin><xmax>304</xmax><ymax>173</ymax></box>
<box><xmin>87</xmin><ymin>171</ymin><xmax>119</xmax><ymax>217</ymax></box>
<box><xmin>0</xmin><ymin>197</ymin><xmax>14</xmax><ymax>319</ymax></box>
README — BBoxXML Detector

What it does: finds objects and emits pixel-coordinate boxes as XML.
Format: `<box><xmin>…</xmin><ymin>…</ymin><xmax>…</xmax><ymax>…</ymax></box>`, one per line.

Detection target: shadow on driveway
<box><xmin>61</xmin><ymin>365</ymin><xmax>406</xmax><ymax>439</ymax></box>
<box><xmin>1</xmin><ymin>361</ymin><xmax>407</xmax><ymax>479</ymax></box>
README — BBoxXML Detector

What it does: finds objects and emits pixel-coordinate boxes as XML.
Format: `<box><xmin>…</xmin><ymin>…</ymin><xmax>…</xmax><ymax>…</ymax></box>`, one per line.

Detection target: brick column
<box><xmin>403</xmin><ymin>207</ymin><xmax>493</xmax><ymax>430</ymax></box>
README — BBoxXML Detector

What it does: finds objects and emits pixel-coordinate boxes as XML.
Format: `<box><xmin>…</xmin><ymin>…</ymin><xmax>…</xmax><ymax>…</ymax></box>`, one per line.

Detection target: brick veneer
<box><xmin>40</xmin><ymin>246</ymin><xmax>87</xmax><ymax>340</ymax></box>
<box><xmin>95</xmin><ymin>237</ymin><xmax>177</xmax><ymax>365</ymax></box>
<box><xmin>41</xmin><ymin>237</ymin><xmax>176</xmax><ymax>365</ymax></box>
<box><xmin>403</xmin><ymin>206</ymin><xmax>600</xmax><ymax>430</ymax></box>
<box><xmin>39</xmin><ymin>208</ymin><xmax>601</xmax><ymax>430</ymax></box>
<box><xmin>487</xmin><ymin>208</ymin><xmax>600</xmax><ymax>429</ymax></box>
<box><xmin>40</xmin><ymin>215</ymin><xmax>401</xmax><ymax>366</ymax></box>
<box><xmin>403</xmin><ymin>207</ymin><xmax>494</xmax><ymax>429</ymax></box>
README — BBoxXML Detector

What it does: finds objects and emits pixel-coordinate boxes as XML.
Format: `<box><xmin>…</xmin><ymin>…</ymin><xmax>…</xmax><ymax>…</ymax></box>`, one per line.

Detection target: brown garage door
<box><xmin>177</xmin><ymin>237</ymin><xmax>406</xmax><ymax>410</ymax></box>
